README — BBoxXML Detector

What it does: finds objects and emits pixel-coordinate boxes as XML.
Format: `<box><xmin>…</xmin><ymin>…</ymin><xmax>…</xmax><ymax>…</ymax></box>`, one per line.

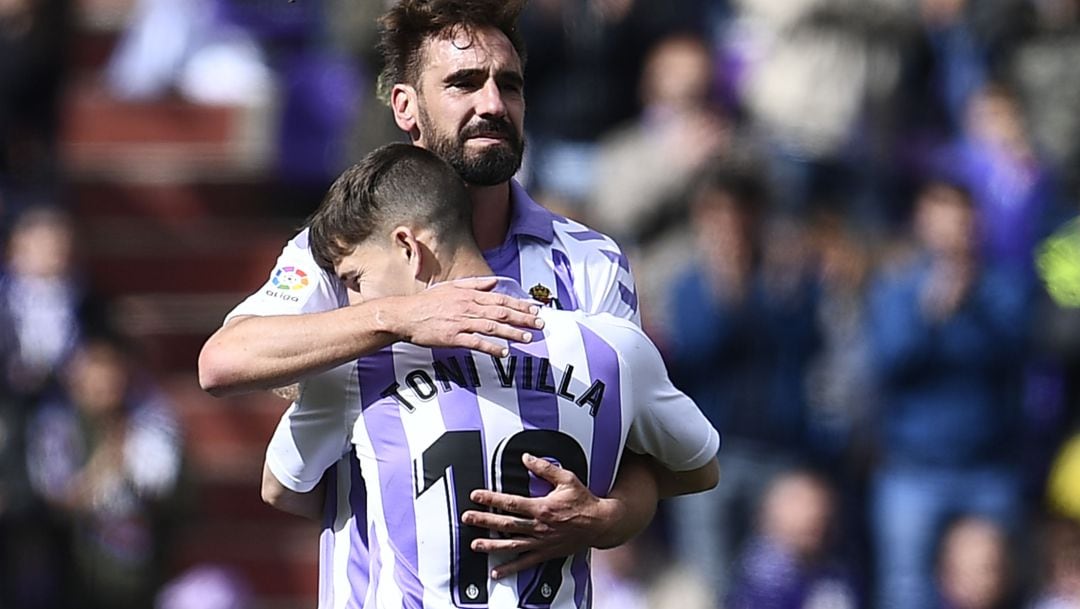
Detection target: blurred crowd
<box><xmin>0</xmin><ymin>208</ymin><xmax>188</xmax><ymax>609</ymax></box>
<box><xmin>0</xmin><ymin>0</ymin><xmax>1079</xmax><ymax>608</ymax></box>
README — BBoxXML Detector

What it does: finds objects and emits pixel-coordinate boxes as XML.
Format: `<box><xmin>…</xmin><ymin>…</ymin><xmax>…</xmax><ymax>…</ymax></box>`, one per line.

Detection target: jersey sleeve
<box><xmin>586</xmin><ymin>246</ymin><xmax>642</xmax><ymax>326</ymax></box>
<box><xmin>554</xmin><ymin>219</ymin><xmax>642</xmax><ymax>327</ymax></box>
<box><xmin>613</xmin><ymin>320</ymin><xmax>721</xmax><ymax>471</ymax></box>
<box><xmin>224</xmin><ymin>229</ymin><xmax>345</xmax><ymax>324</ymax></box>
<box><xmin>265</xmin><ymin>362</ymin><xmax>356</xmax><ymax>493</ymax></box>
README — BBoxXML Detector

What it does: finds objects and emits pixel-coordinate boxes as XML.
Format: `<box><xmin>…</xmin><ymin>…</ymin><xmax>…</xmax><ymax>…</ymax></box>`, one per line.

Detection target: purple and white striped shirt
<box><xmin>270</xmin><ymin>279</ymin><xmax>719</xmax><ymax>609</ymax></box>
<box><xmin>243</xmin><ymin>183</ymin><xmax>644</xmax><ymax>609</ymax></box>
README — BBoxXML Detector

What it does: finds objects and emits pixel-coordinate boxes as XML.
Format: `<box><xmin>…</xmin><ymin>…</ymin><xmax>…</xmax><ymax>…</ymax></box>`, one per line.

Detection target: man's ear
<box><xmin>392</xmin><ymin>226</ymin><xmax>425</xmax><ymax>280</ymax></box>
<box><xmin>391</xmin><ymin>84</ymin><xmax>420</xmax><ymax>141</ymax></box>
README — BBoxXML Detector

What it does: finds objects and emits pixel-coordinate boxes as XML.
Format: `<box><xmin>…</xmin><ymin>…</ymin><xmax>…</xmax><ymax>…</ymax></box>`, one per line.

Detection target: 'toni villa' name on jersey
<box><xmin>378</xmin><ymin>353</ymin><xmax>607</xmax><ymax>416</ymax></box>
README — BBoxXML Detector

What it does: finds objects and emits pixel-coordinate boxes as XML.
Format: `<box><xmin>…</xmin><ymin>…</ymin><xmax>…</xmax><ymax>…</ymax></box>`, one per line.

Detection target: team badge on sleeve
<box><xmin>272</xmin><ymin>266</ymin><xmax>311</xmax><ymax>291</ymax></box>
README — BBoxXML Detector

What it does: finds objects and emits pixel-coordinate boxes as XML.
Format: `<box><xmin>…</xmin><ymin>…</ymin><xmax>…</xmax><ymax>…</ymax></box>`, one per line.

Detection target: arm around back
<box><xmin>648</xmin><ymin>453</ymin><xmax>720</xmax><ymax>498</ymax></box>
<box><xmin>199</xmin><ymin>278</ymin><xmax>542</xmax><ymax>395</ymax></box>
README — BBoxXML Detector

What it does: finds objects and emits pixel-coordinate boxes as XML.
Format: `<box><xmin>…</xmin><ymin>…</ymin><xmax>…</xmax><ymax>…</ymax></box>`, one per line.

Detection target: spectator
<box><xmin>519</xmin><ymin>0</ymin><xmax>688</xmax><ymax>204</ymax></box>
<box><xmin>727</xmin><ymin>469</ymin><xmax>860</xmax><ymax>609</ymax></box>
<box><xmin>734</xmin><ymin>0</ymin><xmax>910</xmax><ymax>212</ymax></box>
<box><xmin>1</xmin><ymin>206</ymin><xmax>83</xmax><ymax>398</ymax></box>
<box><xmin>803</xmin><ymin>211</ymin><xmax>877</xmax><ymax>469</ymax></box>
<box><xmin>592</xmin><ymin>536</ymin><xmax>714</xmax><ymax>609</ymax></box>
<box><xmin>935</xmin><ymin>516</ymin><xmax>1020</xmax><ymax>609</ymax></box>
<box><xmin>867</xmin><ymin>180</ymin><xmax>1030</xmax><ymax>609</ymax></box>
<box><xmin>26</xmin><ymin>330</ymin><xmax>185</xmax><ymax>609</ymax></box>
<box><xmin>1029</xmin><ymin>516</ymin><xmax>1080</xmax><ymax>609</ymax></box>
<box><xmin>937</xmin><ymin>82</ymin><xmax>1058</xmax><ymax>276</ymax></box>
<box><xmin>588</xmin><ymin>33</ymin><xmax>733</xmax><ymax>332</ymax></box>
<box><xmin>0</xmin><ymin>206</ymin><xmax>85</xmax><ymax>608</ymax></box>
<box><xmin>667</xmin><ymin>165</ymin><xmax>820</xmax><ymax>603</ymax></box>
<box><xmin>590</xmin><ymin>32</ymin><xmax>731</xmax><ymax>244</ymax></box>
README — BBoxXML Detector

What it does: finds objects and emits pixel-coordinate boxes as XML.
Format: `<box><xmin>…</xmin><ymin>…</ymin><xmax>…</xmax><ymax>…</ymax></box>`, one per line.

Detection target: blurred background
<box><xmin>0</xmin><ymin>0</ymin><xmax>1079</xmax><ymax>608</ymax></box>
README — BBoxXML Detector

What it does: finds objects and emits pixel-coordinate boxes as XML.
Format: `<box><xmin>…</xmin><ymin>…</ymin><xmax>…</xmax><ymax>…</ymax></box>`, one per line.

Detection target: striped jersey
<box><xmin>269</xmin><ymin>278</ymin><xmax>720</xmax><ymax>609</ymax></box>
<box><xmin>229</xmin><ymin>182</ymin><xmax>641</xmax><ymax>608</ymax></box>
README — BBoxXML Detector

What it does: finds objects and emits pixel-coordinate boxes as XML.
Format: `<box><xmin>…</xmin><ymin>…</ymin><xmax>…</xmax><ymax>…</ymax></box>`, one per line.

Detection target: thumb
<box><xmin>522</xmin><ymin>453</ymin><xmax>575</xmax><ymax>486</ymax></box>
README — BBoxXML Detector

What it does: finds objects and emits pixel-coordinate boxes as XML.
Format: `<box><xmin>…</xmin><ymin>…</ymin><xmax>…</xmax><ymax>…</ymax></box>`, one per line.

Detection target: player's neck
<box><xmin>467</xmin><ymin>181</ymin><xmax>511</xmax><ymax>251</ymax></box>
<box><xmin>436</xmin><ymin>245</ymin><xmax>495</xmax><ymax>284</ymax></box>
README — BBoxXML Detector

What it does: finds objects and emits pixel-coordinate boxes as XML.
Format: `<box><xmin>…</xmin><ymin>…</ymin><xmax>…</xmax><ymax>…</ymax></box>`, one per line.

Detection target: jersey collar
<box><xmin>506</xmin><ymin>180</ymin><xmax>555</xmax><ymax>244</ymax></box>
<box><xmin>489</xmin><ymin>275</ymin><xmax>532</xmax><ymax>301</ymax></box>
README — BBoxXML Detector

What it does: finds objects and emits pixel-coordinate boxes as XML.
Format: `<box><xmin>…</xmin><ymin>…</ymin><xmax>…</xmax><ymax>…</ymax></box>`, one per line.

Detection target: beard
<box><xmin>419</xmin><ymin>108</ymin><xmax>525</xmax><ymax>186</ymax></box>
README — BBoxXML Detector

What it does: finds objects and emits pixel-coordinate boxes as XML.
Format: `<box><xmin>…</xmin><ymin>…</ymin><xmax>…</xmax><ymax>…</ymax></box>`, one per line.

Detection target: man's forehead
<box><xmin>420</xmin><ymin>26</ymin><xmax>522</xmax><ymax>77</ymax></box>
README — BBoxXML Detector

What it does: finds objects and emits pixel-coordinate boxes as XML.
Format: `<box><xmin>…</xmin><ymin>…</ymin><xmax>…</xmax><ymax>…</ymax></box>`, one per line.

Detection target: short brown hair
<box><xmin>307</xmin><ymin>143</ymin><xmax>473</xmax><ymax>271</ymax></box>
<box><xmin>376</xmin><ymin>0</ymin><xmax>527</xmax><ymax>104</ymax></box>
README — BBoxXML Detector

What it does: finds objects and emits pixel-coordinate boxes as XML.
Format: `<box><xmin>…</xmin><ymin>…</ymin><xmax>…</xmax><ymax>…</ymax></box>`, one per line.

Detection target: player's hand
<box><xmin>460</xmin><ymin>453</ymin><xmax>620</xmax><ymax>579</ymax></box>
<box><xmin>386</xmin><ymin>277</ymin><xmax>543</xmax><ymax>358</ymax></box>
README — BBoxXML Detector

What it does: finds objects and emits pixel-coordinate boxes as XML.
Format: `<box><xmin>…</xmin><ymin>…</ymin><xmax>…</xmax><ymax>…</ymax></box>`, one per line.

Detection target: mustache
<box><xmin>459</xmin><ymin>118</ymin><xmax>519</xmax><ymax>142</ymax></box>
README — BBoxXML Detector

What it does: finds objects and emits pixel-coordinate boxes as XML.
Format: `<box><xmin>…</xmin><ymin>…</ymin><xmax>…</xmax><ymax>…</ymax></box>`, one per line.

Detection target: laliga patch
<box><xmin>272</xmin><ymin>266</ymin><xmax>311</xmax><ymax>292</ymax></box>
<box><xmin>264</xmin><ymin>266</ymin><xmax>312</xmax><ymax>302</ymax></box>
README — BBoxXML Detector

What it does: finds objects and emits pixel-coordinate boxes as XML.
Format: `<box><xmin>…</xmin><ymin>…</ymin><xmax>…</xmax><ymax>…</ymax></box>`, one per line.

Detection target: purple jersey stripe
<box><xmin>318</xmin><ymin>462</ymin><xmax>339</xmax><ymax>609</ymax></box>
<box><xmin>358</xmin><ymin>351</ymin><xmax>426</xmax><ymax>609</ymax></box>
<box><xmin>367</xmin><ymin>521</ymin><xmax>382</xmax><ymax>609</ymax></box>
<box><xmin>430</xmin><ymin>348</ymin><xmax>483</xmax><ymax>429</ymax></box>
<box><xmin>618</xmin><ymin>283</ymin><xmax>638</xmax><ymax>313</ymax></box>
<box><xmin>576</xmin><ymin>323</ymin><xmax>622</xmax><ymax>496</ymax></box>
<box><xmin>599</xmin><ymin>250</ymin><xmax>630</xmax><ymax>273</ymax></box>
<box><xmin>345</xmin><ymin>456</ymin><xmax>369</xmax><ymax>609</ymax></box>
<box><xmin>565</xmin><ymin>229</ymin><xmax>608</xmax><ymax>243</ymax></box>
<box><xmin>510</xmin><ymin>337</ymin><xmax>558</xmax><ymax>433</ymax></box>
<box><xmin>552</xmin><ymin>249</ymin><xmax>580</xmax><ymax>311</ymax></box>
<box><xmin>571</xmin><ymin>553</ymin><xmax>590</xmax><ymax>609</ymax></box>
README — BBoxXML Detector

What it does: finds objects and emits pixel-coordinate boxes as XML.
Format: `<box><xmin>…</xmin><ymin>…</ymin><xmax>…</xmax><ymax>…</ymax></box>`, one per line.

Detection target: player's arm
<box><xmin>262</xmin><ymin>462</ymin><xmax>326</xmax><ymax>520</ymax></box>
<box><xmin>199</xmin><ymin>276</ymin><xmax>541</xmax><ymax>396</ymax></box>
<box><xmin>260</xmin><ymin>368</ymin><xmax>353</xmax><ymax>519</ymax></box>
<box><xmin>643</xmin><ymin>449</ymin><xmax>720</xmax><ymax>497</ymax></box>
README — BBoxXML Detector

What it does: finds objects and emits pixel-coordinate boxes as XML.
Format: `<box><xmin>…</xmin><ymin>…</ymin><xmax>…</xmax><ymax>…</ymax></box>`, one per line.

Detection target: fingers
<box><xmin>473</xmin><ymin>291</ymin><xmax>542</xmax><ymax>317</ymax></box>
<box><xmin>472</xmin><ymin>304</ymin><xmax>543</xmax><ymax>331</ymax></box>
<box><xmin>490</xmin><ymin>551</ymin><xmax>555</xmax><ymax>580</ymax></box>
<box><xmin>461</xmin><ymin>510</ymin><xmax>550</xmax><ymax>536</ymax></box>
<box><xmin>459</xmin><ymin>335</ymin><xmax>512</xmax><ymax>359</ymax></box>
<box><xmin>521</xmin><ymin>453</ymin><xmax>577</xmax><ymax>486</ymax></box>
<box><xmin>470</xmin><ymin>489</ymin><xmax>537</xmax><ymax>517</ymax></box>
<box><xmin>461</xmin><ymin>318</ymin><xmax>536</xmax><ymax>344</ymax></box>
<box><xmin>469</xmin><ymin>535</ymin><xmax>542</xmax><ymax>554</ymax></box>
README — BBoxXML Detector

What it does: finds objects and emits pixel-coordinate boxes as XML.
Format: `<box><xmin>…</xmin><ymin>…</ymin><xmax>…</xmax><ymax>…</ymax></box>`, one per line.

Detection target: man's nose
<box><xmin>475</xmin><ymin>78</ymin><xmax>507</xmax><ymax>118</ymax></box>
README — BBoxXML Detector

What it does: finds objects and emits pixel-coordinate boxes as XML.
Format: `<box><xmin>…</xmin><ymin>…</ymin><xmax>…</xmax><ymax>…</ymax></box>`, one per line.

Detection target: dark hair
<box><xmin>376</xmin><ymin>0</ymin><xmax>527</xmax><ymax>104</ymax></box>
<box><xmin>307</xmin><ymin>143</ymin><xmax>473</xmax><ymax>271</ymax></box>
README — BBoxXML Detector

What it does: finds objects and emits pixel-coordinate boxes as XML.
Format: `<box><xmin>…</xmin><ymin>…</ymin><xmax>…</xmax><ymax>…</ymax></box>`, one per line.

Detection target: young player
<box><xmin>266</xmin><ymin>143</ymin><xmax>720</xmax><ymax>609</ymax></box>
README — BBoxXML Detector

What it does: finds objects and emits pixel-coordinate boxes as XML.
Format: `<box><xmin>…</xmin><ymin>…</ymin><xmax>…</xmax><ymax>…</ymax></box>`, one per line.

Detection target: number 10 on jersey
<box><xmin>414</xmin><ymin>429</ymin><xmax>589</xmax><ymax>609</ymax></box>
